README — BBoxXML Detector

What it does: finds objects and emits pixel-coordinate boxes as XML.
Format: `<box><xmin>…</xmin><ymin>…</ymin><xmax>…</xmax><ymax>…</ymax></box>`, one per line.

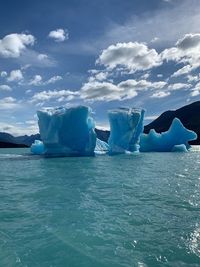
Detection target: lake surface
<box><xmin>0</xmin><ymin>148</ymin><xmax>200</xmax><ymax>267</ymax></box>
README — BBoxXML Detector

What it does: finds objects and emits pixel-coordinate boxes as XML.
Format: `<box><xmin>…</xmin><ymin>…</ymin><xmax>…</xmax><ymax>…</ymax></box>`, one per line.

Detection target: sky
<box><xmin>0</xmin><ymin>0</ymin><xmax>200</xmax><ymax>135</ymax></box>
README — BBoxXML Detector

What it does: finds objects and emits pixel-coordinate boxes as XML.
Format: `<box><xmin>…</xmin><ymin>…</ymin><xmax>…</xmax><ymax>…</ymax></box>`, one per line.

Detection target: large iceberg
<box><xmin>108</xmin><ymin>108</ymin><xmax>145</xmax><ymax>154</ymax></box>
<box><xmin>140</xmin><ymin>118</ymin><xmax>197</xmax><ymax>152</ymax></box>
<box><xmin>37</xmin><ymin>106</ymin><xmax>96</xmax><ymax>156</ymax></box>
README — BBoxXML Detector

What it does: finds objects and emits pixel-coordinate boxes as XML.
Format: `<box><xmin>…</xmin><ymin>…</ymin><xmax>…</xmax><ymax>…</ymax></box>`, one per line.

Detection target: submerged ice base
<box><xmin>140</xmin><ymin>118</ymin><xmax>197</xmax><ymax>152</ymax></box>
<box><xmin>37</xmin><ymin>106</ymin><xmax>96</xmax><ymax>156</ymax></box>
<box><xmin>108</xmin><ymin>108</ymin><xmax>145</xmax><ymax>154</ymax></box>
<box><xmin>31</xmin><ymin>138</ymin><xmax>109</xmax><ymax>156</ymax></box>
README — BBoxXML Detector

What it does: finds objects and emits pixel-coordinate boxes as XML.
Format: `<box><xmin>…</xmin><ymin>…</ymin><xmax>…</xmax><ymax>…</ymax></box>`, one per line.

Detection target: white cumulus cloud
<box><xmin>187</xmin><ymin>74</ymin><xmax>200</xmax><ymax>83</ymax></box>
<box><xmin>29</xmin><ymin>75</ymin><xmax>43</xmax><ymax>86</ymax></box>
<box><xmin>48</xmin><ymin>29</ymin><xmax>69</xmax><ymax>42</ymax></box>
<box><xmin>80</xmin><ymin>81</ymin><xmax>124</xmax><ymax>102</ymax></box>
<box><xmin>151</xmin><ymin>91</ymin><xmax>170</xmax><ymax>98</ymax></box>
<box><xmin>168</xmin><ymin>83</ymin><xmax>191</xmax><ymax>90</ymax></box>
<box><xmin>191</xmin><ymin>82</ymin><xmax>200</xmax><ymax>97</ymax></box>
<box><xmin>29</xmin><ymin>75</ymin><xmax>62</xmax><ymax>86</ymax></box>
<box><xmin>45</xmin><ymin>75</ymin><xmax>62</xmax><ymax>84</ymax></box>
<box><xmin>0</xmin><ymin>121</ymin><xmax>38</xmax><ymax>136</ymax></box>
<box><xmin>31</xmin><ymin>89</ymin><xmax>78</xmax><ymax>103</ymax></box>
<box><xmin>0</xmin><ymin>33</ymin><xmax>35</xmax><ymax>58</ymax></box>
<box><xmin>0</xmin><ymin>84</ymin><xmax>12</xmax><ymax>91</ymax></box>
<box><xmin>0</xmin><ymin>97</ymin><xmax>20</xmax><ymax>110</ymax></box>
<box><xmin>0</xmin><ymin>71</ymin><xmax>7</xmax><ymax>77</ymax></box>
<box><xmin>80</xmin><ymin>79</ymin><xmax>167</xmax><ymax>102</ymax></box>
<box><xmin>118</xmin><ymin>79</ymin><xmax>166</xmax><ymax>90</ymax></box>
<box><xmin>171</xmin><ymin>64</ymin><xmax>194</xmax><ymax>77</ymax></box>
<box><xmin>97</xmin><ymin>42</ymin><xmax>162</xmax><ymax>73</ymax></box>
<box><xmin>7</xmin><ymin>69</ymin><xmax>23</xmax><ymax>82</ymax></box>
<box><xmin>162</xmin><ymin>33</ymin><xmax>200</xmax><ymax>71</ymax></box>
<box><xmin>37</xmin><ymin>54</ymin><xmax>48</xmax><ymax>61</ymax></box>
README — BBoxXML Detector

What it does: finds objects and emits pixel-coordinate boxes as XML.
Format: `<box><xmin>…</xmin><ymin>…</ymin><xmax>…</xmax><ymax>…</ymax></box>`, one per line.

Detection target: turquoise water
<box><xmin>0</xmin><ymin>148</ymin><xmax>200</xmax><ymax>267</ymax></box>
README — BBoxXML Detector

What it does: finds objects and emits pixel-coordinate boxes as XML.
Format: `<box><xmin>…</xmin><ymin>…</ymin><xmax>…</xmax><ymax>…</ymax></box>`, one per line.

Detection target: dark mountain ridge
<box><xmin>0</xmin><ymin>132</ymin><xmax>40</xmax><ymax>147</ymax></box>
<box><xmin>0</xmin><ymin>141</ymin><xmax>28</xmax><ymax>148</ymax></box>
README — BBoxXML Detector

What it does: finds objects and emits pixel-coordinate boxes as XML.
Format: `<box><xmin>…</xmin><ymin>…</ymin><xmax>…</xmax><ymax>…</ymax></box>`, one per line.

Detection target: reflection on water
<box><xmin>188</xmin><ymin>225</ymin><xmax>200</xmax><ymax>257</ymax></box>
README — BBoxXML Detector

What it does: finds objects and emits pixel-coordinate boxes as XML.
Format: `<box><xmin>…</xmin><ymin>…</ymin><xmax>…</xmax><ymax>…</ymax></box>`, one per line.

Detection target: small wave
<box><xmin>175</xmin><ymin>173</ymin><xmax>186</xmax><ymax>178</ymax></box>
<box><xmin>188</xmin><ymin>225</ymin><xmax>200</xmax><ymax>257</ymax></box>
<box><xmin>190</xmin><ymin>145</ymin><xmax>200</xmax><ymax>152</ymax></box>
<box><xmin>0</xmin><ymin>154</ymin><xmax>24</xmax><ymax>159</ymax></box>
<box><xmin>0</xmin><ymin>153</ymin><xmax>42</xmax><ymax>161</ymax></box>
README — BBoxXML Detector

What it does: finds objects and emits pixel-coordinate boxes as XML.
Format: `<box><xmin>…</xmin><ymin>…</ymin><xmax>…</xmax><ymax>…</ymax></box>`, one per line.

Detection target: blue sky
<box><xmin>0</xmin><ymin>0</ymin><xmax>200</xmax><ymax>135</ymax></box>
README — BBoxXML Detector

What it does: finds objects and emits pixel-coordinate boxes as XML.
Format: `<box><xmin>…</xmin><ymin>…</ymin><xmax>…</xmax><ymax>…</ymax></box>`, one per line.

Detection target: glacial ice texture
<box><xmin>31</xmin><ymin>140</ymin><xmax>44</xmax><ymax>155</ymax></box>
<box><xmin>140</xmin><ymin>118</ymin><xmax>197</xmax><ymax>152</ymax></box>
<box><xmin>37</xmin><ymin>106</ymin><xmax>96</xmax><ymax>156</ymax></box>
<box><xmin>108</xmin><ymin>108</ymin><xmax>145</xmax><ymax>154</ymax></box>
<box><xmin>171</xmin><ymin>144</ymin><xmax>188</xmax><ymax>152</ymax></box>
<box><xmin>95</xmin><ymin>138</ymin><xmax>109</xmax><ymax>155</ymax></box>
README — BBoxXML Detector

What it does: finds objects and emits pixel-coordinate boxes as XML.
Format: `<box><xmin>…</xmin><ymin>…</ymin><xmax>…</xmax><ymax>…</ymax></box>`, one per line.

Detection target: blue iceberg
<box><xmin>37</xmin><ymin>106</ymin><xmax>96</xmax><ymax>156</ymax></box>
<box><xmin>140</xmin><ymin>118</ymin><xmax>197</xmax><ymax>152</ymax></box>
<box><xmin>31</xmin><ymin>140</ymin><xmax>44</xmax><ymax>155</ymax></box>
<box><xmin>171</xmin><ymin>144</ymin><xmax>188</xmax><ymax>152</ymax></box>
<box><xmin>108</xmin><ymin>108</ymin><xmax>145</xmax><ymax>154</ymax></box>
<box><xmin>31</xmin><ymin>138</ymin><xmax>109</xmax><ymax>156</ymax></box>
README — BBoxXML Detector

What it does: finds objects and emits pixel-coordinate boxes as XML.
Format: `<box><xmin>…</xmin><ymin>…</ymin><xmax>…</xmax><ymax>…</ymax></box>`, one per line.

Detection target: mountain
<box><xmin>0</xmin><ymin>132</ymin><xmax>18</xmax><ymax>144</ymax></box>
<box><xmin>0</xmin><ymin>141</ymin><xmax>28</xmax><ymax>148</ymax></box>
<box><xmin>0</xmin><ymin>132</ymin><xmax>40</xmax><ymax>147</ymax></box>
<box><xmin>144</xmin><ymin>101</ymin><xmax>200</xmax><ymax>145</ymax></box>
<box><xmin>0</xmin><ymin>130</ymin><xmax>109</xmax><ymax>147</ymax></box>
<box><xmin>15</xmin><ymin>134</ymin><xmax>41</xmax><ymax>146</ymax></box>
<box><xmin>95</xmin><ymin>128</ymin><xmax>110</xmax><ymax>142</ymax></box>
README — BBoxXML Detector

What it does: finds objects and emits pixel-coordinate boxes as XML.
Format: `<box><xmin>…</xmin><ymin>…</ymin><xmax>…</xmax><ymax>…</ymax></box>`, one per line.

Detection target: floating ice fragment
<box><xmin>31</xmin><ymin>140</ymin><xmax>44</xmax><ymax>155</ymax></box>
<box><xmin>140</xmin><ymin>118</ymin><xmax>197</xmax><ymax>152</ymax></box>
<box><xmin>171</xmin><ymin>144</ymin><xmax>188</xmax><ymax>152</ymax></box>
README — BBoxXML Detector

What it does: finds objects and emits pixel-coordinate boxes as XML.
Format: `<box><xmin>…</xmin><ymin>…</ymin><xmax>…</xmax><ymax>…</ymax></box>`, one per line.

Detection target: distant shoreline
<box><xmin>0</xmin><ymin>142</ymin><xmax>28</xmax><ymax>148</ymax></box>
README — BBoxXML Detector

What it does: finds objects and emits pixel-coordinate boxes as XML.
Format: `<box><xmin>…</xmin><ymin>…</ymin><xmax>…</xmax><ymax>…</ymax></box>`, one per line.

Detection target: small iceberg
<box><xmin>31</xmin><ymin>140</ymin><xmax>44</xmax><ymax>155</ymax></box>
<box><xmin>140</xmin><ymin>118</ymin><xmax>197</xmax><ymax>152</ymax></box>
